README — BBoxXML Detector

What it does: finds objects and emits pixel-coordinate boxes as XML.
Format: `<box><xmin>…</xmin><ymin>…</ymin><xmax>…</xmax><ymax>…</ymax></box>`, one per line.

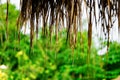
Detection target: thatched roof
<box><xmin>6</xmin><ymin>0</ymin><xmax>120</xmax><ymax>51</ymax></box>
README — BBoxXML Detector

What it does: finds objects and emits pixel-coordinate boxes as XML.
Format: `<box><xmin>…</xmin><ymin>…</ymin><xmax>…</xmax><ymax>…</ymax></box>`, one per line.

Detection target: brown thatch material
<box><xmin>18</xmin><ymin>0</ymin><xmax>82</xmax><ymax>48</ymax></box>
<box><xmin>15</xmin><ymin>0</ymin><xmax>119</xmax><ymax>51</ymax></box>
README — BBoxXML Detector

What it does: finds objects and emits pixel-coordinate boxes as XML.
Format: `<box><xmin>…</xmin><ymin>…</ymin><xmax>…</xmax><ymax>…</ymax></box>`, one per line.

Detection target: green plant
<box><xmin>103</xmin><ymin>42</ymin><xmax>120</xmax><ymax>80</ymax></box>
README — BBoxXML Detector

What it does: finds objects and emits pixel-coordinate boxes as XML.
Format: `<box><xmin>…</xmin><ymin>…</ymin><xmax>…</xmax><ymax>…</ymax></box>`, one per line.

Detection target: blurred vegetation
<box><xmin>0</xmin><ymin>3</ymin><xmax>120</xmax><ymax>80</ymax></box>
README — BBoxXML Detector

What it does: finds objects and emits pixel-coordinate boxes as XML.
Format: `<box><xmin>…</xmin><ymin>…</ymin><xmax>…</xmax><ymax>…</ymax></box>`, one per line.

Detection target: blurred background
<box><xmin>0</xmin><ymin>0</ymin><xmax>120</xmax><ymax>80</ymax></box>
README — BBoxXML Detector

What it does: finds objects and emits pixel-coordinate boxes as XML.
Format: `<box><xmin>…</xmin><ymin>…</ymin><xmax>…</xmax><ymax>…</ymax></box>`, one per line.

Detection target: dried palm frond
<box><xmin>17</xmin><ymin>0</ymin><xmax>82</xmax><ymax>48</ymax></box>
<box><xmin>16</xmin><ymin>0</ymin><xmax>119</xmax><ymax>52</ymax></box>
<box><xmin>97</xmin><ymin>0</ymin><xmax>118</xmax><ymax>49</ymax></box>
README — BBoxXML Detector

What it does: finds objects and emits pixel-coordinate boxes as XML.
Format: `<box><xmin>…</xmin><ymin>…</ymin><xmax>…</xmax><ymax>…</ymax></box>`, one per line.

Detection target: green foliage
<box><xmin>103</xmin><ymin>42</ymin><xmax>120</xmax><ymax>79</ymax></box>
<box><xmin>0</xmin><ymin>3</ymin><xmax>19</xmax><ymax>46</ymax></box>
<box><xmin>0</xmin><ymin>29</ymin><xmax>98</xmax><ymax>80</ymax></box>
